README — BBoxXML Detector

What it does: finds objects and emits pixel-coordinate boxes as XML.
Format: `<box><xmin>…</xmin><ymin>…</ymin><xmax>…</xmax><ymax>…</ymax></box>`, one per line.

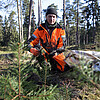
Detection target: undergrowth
<box><xmin>0</xmin><ymin>43</ymin><xmax>100</xmax><ymax>100</ymax></box>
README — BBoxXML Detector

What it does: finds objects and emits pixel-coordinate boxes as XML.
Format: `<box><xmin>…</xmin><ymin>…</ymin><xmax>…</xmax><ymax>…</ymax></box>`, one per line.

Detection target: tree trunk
<box><xmin>63</xmin><ymin>0</ymin><xmax>67</xmax><ymax>45</ymax></box>
<box><xmin>83</xmin><ymin>12</ymin><xmax>86</xmax><ymax>45</ymax></box>
<box><xmin>40</xmin><ymin>0</ymin><xmax>42</xmax><ymax>24</ymax></box>
<box><xmin>67</xmin><ymin>21</ymin><xmax>69</xmax><ymax>46</ymax></box>
<box><xmin>28</xmin><ymin>0</ymin><xmax>33</xmax><ymax>40</ymax></box>
<box><xmin>76</xmin><ymin>0</ymin><xmax>79</xmax><ymax>46</ymax></box>
<box><xmin>83</xmin><ymin>21</ymin><xmax>86</xmax><ymax>45</ymax></box>
<box><xmin>86</xmin><ymin>34</ymin><xmax>88</xmax><ymax>44</ymax></box>
<box><xmin>63</xmin><ymin>0</ymin><xmax>66</xmax><ymax>30</ymax></box>
<box><xmin>92</xmin><ymin>0</ymin><xmax>95</xmax><ymax>43</ymax></box>
<box><xmin>17</xmin><ymin>0</ymin><xmax>21</xmax><ymax>42</ymax></box>
<box><xmin>20</xmin><ymin>0</ymin><xmax>24</xmax><ymax>42</ymax></box>
<box><xmin>38</xmin><ymin>0</ymin><xmax>42</xmax><ymax>26</ymax></box>
<box><xmin>33</xmin><ymin>0</ymin><xmax>35</xmax><ymax>32</ymax></box>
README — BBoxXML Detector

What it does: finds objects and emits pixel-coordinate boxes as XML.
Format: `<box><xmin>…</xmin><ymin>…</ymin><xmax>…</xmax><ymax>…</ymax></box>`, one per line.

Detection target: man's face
<box><xmin>46</xmin><ymin>14</ymin><xmax>57</xmax><ymax>25</ymax></box>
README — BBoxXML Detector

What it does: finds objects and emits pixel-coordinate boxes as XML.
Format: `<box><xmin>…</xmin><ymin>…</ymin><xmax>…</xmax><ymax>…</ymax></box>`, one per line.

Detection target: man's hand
<box><xmin>49</xmin><ymin>50</ymin><xmax>57</xmax><ymax>57</ymax></box>
<box><xmin>30</xmin><ymin>48</ymin><xmax>40</xmax><ymax>56</ymax></box>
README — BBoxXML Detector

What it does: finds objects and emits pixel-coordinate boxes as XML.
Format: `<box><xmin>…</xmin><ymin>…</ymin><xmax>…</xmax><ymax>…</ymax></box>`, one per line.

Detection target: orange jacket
<box><xmin>28</xmin><ymin>23</ymin><xmax>66</xmax><ymax>54</ymax></box>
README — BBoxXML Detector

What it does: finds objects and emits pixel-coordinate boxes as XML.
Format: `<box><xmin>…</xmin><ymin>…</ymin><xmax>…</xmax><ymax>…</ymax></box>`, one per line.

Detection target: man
<box><xmin>28</xmin><ymin>7</ymin><xmax>70</xmax><ymax>72</ymax></box>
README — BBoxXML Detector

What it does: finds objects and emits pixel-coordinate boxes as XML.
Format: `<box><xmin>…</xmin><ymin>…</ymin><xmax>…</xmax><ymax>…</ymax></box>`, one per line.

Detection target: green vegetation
<box><xmin>0</xmin><ymin>44</ymin><xmax>100</xmax><ymax>100</ymax></box>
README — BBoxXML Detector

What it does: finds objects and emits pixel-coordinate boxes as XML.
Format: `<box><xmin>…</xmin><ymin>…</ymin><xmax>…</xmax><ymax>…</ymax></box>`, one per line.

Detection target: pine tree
<box><xmin>65</xmin><ymin>0</ymin><xmax>72</xmax><ymax>46</ymax></box>
<box><xmin>22</xmin><ymin>0</ymin><xmax>30</xmax><ymax>40</ymax></box>
<box><xmin>83</xmin><ymin>0</ymin><xmax>100</xmax><ymax>44</ymax></box>
<box><xmin>28</xmin><ymin>0</ymin><xmax>33</xmax><ymax>40</ymax></box>
<box><xmin>3</xmin><ymin>16</ymin><xmax>9</xmax><ymax>46</ymax></box>
<box><xmin>73</xmin><ymin>0</ymin><xmax>82</xmax><ymax>46</ymax></box>
<box><xmin>8</xmin><ymin>11</ymin><xmax>18</xmax><ymax>43</ymax></box>
<box><xmin>38</xmin><ymin>0</ymin><xmax>42</xmax><ymax>26</ymax></box>
<box><xmin>63</xmin><ymin>0</ymin><xmax>66</xmax><ymax>30</ymax></box>
<box><xmin>0</xmin><ymin>15</ymin><xmax>3</xmax><ymax>43</ymax></box>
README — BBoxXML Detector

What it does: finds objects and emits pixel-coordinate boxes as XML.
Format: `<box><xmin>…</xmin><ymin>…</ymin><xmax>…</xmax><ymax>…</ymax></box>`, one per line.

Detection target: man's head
<box><xmin>46</xmin><ymin>7</ymin><xmax>57</xmax><ymax>25</ymax></box>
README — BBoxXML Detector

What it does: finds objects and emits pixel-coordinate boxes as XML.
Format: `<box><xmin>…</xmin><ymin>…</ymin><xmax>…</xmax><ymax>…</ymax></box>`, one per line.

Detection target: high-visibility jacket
<box><xmin>28</xmin><ymin>23</ymin><xmax>67</xmax><ymax>71</ymax></box>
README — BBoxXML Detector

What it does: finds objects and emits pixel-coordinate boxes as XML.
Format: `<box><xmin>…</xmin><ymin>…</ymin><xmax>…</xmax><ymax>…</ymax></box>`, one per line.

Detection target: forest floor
<box><xmin>0</xmin><ymin>53</ymin><xmax>100</xmax><ymax>99</ymax></box>
<box><xmin>0</xmin><ymin>47</ymin><xmax>100</xmax><ymax>99</ymax></box>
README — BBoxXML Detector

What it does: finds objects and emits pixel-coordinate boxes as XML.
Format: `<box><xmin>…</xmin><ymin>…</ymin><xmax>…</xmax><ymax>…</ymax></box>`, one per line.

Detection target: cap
<box><xmin>46</xmin><ymin>7</ymin><xmax>57</xmax><ymax>16</ymax></box>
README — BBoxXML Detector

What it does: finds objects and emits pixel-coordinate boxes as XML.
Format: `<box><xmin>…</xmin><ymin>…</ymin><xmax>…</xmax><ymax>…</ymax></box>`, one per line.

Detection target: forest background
<box><xmin>0</xmin><ymin>0</ymin><xmax>100</xmax><ymax>49</ymax></box>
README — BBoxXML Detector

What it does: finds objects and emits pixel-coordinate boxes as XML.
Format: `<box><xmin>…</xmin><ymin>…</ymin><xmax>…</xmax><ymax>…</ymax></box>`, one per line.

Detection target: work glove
<box><xmin>30</xmin><ymin>48</ymin><xmax>40</xmax><ymax>56</ymax></box>
<box><xmin>49</xmin><ymin>50</ymin><xmax>57</xmax><ymax>58</ymax></box>
<box><xmin>40</xmin><ymin>48</ymin><xmax>46</xmax><ymax>54</ymax></box>
<box><xmin>56</xmin><ymin>48</ymin><xmax>65</xmax><ymax>53</ymax></box>
<box><xmin>49</xmin><ymin>48</ymin><xmax>65</xmax><ymax>58</ymax></box>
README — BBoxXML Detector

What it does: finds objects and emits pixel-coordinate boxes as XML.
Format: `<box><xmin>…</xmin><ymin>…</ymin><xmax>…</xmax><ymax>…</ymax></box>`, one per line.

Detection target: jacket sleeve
<box><xmin>27</xmin><ymin>29</ymin><xmax>40</xmax><ymax>51</ymax></box>
<box><xmin>57</xmin><ymin>29</ymin><xmax>66</xmax><ymax>53</ymax></box>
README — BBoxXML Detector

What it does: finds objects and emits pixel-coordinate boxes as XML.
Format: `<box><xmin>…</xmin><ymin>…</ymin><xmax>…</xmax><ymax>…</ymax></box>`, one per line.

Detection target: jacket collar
<box><xmin>39</xmin><ymin>22</ymin><xmax>62</xmax><ymax>30</ymax></box>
